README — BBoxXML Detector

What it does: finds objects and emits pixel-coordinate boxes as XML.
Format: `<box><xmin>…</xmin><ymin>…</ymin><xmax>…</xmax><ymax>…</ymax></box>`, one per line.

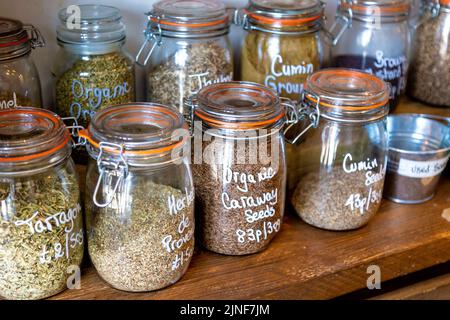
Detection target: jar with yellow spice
<box><xmin>235</xmin><ymin>0</ymin><xmax>329</xmax><ymax>100</ymax></box>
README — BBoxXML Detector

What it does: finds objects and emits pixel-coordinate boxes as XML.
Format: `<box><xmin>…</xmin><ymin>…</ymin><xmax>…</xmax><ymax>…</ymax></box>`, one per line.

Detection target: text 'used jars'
<box><xmin>0</xmin><ymin>108</ymin><xmax>83</xmax><ymax>300</ymax></box>
<box><xmin>81</xmin><ymin>103</ymin><xmax>194</xmax><ymax>292</ymax></box>
<box><xmin>189</xmin><ymin>81</ymin><xmax>292</xmax><ymax>255</ymax></box>
<box><xmin>288</xmin><ymin>69</ymin><xmax>389</xmax><ymax>231</ymax></box>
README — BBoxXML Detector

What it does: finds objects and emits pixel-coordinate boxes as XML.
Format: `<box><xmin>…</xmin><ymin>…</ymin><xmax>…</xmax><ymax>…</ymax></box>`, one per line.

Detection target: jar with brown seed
<box><xmin>287</xmin><ymin>69</ymin><xmax>389</xmax><ymax>231</ymax></box>
<box><xmin>188</xmin><ymin>82</ymin><xmax>294</xmax><ymax>255</ymax></box>
<box><xmin>0</xmin><ymin>108</ymin><xmax>84</xmax><ymax>300</ymax></box>
<box><xmin>136</xmin><ymin>0</ymin><xmax>233</xmax><ymax>119</ymax></box>
<box><xmin>408</xmin><ymin>0</ymin><xmax>450</xmax><ymax>107</ymax></box>
<box><xmin>81</xmin><ymin>103</ymin><xmax>194</xmax><ymax>292</ymax></box>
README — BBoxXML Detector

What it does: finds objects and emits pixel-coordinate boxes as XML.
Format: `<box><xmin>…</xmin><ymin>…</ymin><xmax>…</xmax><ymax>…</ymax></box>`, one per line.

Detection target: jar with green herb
<box><xmin>81</xmin><ymin>103</ymin><xmax>194</xmax><ymax>292</ymax></box>
<box><xmin>0</xmin><ymin>108</ymin><xmax>84</xmax><ymax>300</ymax></box>
<box><xmin>235</xmin><ymin>0</ymin><xmax>329</xmax><ymax>101</ymax></box>
<box><xmin>53</xmin><ymin>5</ymin><xmax>135</xmax><ymax>128</ymax></box>
<box><xmin>0</xmin><ymin>18</ymin><xmax>44</xmax><ymax>109</ymax></box>
<box><xmin>136</xmin><ymin>0</ymin><xmax>233</xmax><ymax>119</ymax></box>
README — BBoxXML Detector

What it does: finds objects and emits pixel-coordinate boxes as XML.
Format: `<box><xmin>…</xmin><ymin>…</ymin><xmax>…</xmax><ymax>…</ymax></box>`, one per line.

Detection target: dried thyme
<box><xmin>86</xmin><ymin>179</ymin><xmax>194</xmax><ymax>292</ymax></box>
<box><xmin>147</xmin><ymin>41</ymin><xmax>233</xmax><ymax>116</ymax></box>
<box><xmin>55</xmin><ymin>52</ymin><xmax>135</xmax><ymax>127</ymax></box>
<box><xmin>0</xmin><ymin>168</ymin><xmax>83</xmax><ymax>300</ymax></box>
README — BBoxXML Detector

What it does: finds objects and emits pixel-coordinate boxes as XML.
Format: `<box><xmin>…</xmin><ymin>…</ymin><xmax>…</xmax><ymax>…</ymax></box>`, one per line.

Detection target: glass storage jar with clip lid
<box><xmin>80</xmin><ymin>103</ymin><xmax>195</xmax><ymax>292</ymax></box>
<box><xmin>287</xmin><ymin>69</ymin><xmax>389</xmax><ymax>231</ymax></box>
<box><xmin>0</xmin><ymin>108</ymin><xmax>84</xmax><ymax>300</ymax></box>
<box><xmin>136</xmin><ymin>0</ymin><xmax>234</xmax><ymax>119</ymax></box>
<box><xmin>188</xmin><ymin>81</ymin><xmax>298</xmax><ymax>255</ymax></box>
<box><xmin>0</xmin><ymin>18</ymin><xmax>45</xmax><ymax>109</ymax></box>
<box><xmin>330</xmin><ymin>0</ymin><xmax>411</xmax><ymax>109</ymax></box>
<box><xmin>408</xmin><ymin>0</ymin><xmax>450</xmax><ymax>107</ymax></box>
<box><xmin>53</xmin><ymin>4</ymin><xmax>136</xmax><ymax>128</ymax></box>
<box><xmin>235</xmin><ymin>0</ymin><xmax>330</xmax><ymax>101</ymax></box>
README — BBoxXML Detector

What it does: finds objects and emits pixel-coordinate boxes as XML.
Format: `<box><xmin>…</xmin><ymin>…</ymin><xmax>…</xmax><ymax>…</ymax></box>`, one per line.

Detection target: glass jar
<box><xmin>331</xmin><ymin>0</ymin><xmax>411</xmax><ymax>109</ymax></box>
<box><xmin>81</xmin><ymin>103</ymin><xmax>194</xmax><ymax>292</ymax></box>
<box><xmin>408</xmin><ymin>0</ymin><xmax>450</xmax><ymax>107</ymax></box>
<box><xmin>236</xmin><ymin>0</ymin><xmax>329</xmax><ymax>101</ymax></box>
<box><xmin>137</xmin><ymin>0</ymin><xmax>233</xmax><ymax>119</ymax></box>
<box><xmin>287</xmin><ymin>69</ymin><xmax>389</xmax><ymax>231</ymax></box>
<box><xmin>189</xmin><ymin>82</ymin><xmax>293</xmax><ymax>255</ymax></box>
<box><xmin>0</xmin><ymin>18</ymin><xmax>44</xmax><ymax>109</ymax></box>
<box><xmin>53</xmin><ymin>5</ymin><xmax>135</xmax><ymax>128</ymax></box>
<box><xmin>0</xmin><ymin>108</ymin><xmax>83</xmax><ymax>300</ymax></box>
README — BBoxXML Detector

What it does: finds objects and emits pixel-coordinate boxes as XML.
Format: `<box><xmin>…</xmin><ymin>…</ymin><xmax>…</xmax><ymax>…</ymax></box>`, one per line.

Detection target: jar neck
<box><xmin>246</xmin><ymin>20</ymin><xmax>323</xmax><ymax>35</ymax></box>
<box><xmin>57</xmin><ymin>39</ymin><xmax>125</xmax><ymax>55</ymax></box>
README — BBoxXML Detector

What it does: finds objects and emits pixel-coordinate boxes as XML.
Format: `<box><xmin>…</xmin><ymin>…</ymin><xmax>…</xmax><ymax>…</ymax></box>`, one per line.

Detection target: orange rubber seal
<box><xmin>0</xmin><ymin>36</ymin><xmax>28</xmax><ymax>48</ymax></box>
<box><xmin>305</xmin><ymin>95</ymin><xmax>388</xmax><ymax>111</ymax></box>
<box><xmin>440</xmin><ymin>0</ymin><xmax>450</xmax><ymax>5</ymax></box>
<box><xmin>195</xmin><ymin>110</ymin><xmax>285</xmax><ymax>129</ymax></box>
<box><xmin>246</xmin><ymin>10</ymin><xmax>321</xmax><ymax>26</ymax></box>
<box><xmin>341</xmin><ymin>2</ymin><xmax>410</xmax><ymax>14</ymax></box>
<box><xmin>151</xmin><ymin>16</ymin><xmax>228</xmax><ymax>28</ymax></box>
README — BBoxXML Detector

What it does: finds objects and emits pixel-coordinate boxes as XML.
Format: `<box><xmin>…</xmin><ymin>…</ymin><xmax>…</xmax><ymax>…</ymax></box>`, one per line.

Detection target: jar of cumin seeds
<box><xmin>288</xmin><ymin>69</ymin><xmax>389</xmax><ymax>231</ymax></box>
<box><xmin>81</xmin><ymin>103</ymin><xmax>194</xmax><ymax>292</ymax></box>
<box><xmin>0</xmin><ymin>108</ymin><xmax>83</xmax><ymax>300</ymax></box>
<box><xmin>189</xmin><ymin>82</ymin><xmax>295</xmax><ymax>255</ymax></box>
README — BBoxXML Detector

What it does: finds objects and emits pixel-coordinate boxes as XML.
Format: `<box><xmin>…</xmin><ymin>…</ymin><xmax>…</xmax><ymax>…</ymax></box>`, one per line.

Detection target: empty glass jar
<box><xmin>0</xmin><ymin>18</ymin><xmax>44</xmax><ymax>109</ymax></box>
<box><xmin>331</xmin><ymin>0</ymin><xmax>411</xmax><ymax>109</ymax></box>
<box><xmin>82</xmin><ymin>103</ymin><xmax>194</xmax><ymax>292</ymax></box>
<box><xmin>0</xmin><ymin>108</ymin><xmax>83</xmax><ymax>300</ymax></box>
<box><xmin>288</xmin><ymin>69</ymin><xmax>389</xmax><ymax>230</ymax></box>
<box><xmin>137</xmin><ymin>0</ymin><xmax>233</xmax><ymax>119</ymax></box>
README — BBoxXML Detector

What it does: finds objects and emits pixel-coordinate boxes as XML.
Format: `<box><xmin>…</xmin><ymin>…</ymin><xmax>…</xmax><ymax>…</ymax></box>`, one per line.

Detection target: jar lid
<box><xmin>304</xmin><ymin>68</ymin><xmax>390</xmax><ymax>121</ymax></box>
<box><xmin>340</xmin><ymin>0</ymin><xmax>410</xmax><ymax>17</ymax></box>
<box><xmin>0</xmin><ymin>18</ymin><xmax>44</xmax><ymax>60</ymax></box>
<box><xmin>150</xmin><ymin>0</ymin><xmax>230</xmax><ymax>33</ymax></box>
<box><xmin>57</xmin><ymin>5</ymin><xmax>126</xmax><ymax>45</ymax></box>
<box><xmin>440</xmin><ymin>0</ymin><xmax>450</xmax><ymax>6</ymax></box>
<box><xmin>80</xmin><ymin>103</ymin><xmax>188</xmax><ymax>162</ymax></box>
<box><xmin>195</xmin><ymin>81</ymin><xmax>285</xmax><ymax>130</ymax></box>
<box><xmin>245</xmin><ymin>0</ymin><xmax>324</xmax><ymax>28</ymax></box>
<box><xmin>0</xmin><ymin>108</ymin><xmax>71</xmax><ymax>164</ymax></box>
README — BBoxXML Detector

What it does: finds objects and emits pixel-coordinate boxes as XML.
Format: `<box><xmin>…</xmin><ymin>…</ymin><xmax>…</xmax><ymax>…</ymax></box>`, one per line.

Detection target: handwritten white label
<box><xmin>0</xmin><ymin>92</ymin><xmax>18</xmax><ymax>110</ymax></box>
<box><xmin>188</xmin><ymin>72</ymin><xmax>233</xmax><ymax>96</ymax></box>
<box><xmin>397</xmin><ymin>157</ymin><xmax>449</xmax><ymax>178</ymax></box>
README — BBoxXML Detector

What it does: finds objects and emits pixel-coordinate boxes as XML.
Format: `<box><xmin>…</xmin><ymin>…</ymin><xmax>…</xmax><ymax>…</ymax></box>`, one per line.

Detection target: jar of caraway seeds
<box><xmin>288</xmin><ymin>69</ymin><xmax>389</xmax><ymax>231</ymax></box>
<box><xmin>0</xmin><ymin>108</ymin><xmax>84</xmax><ymax>300</ymax></box>
<box><xmin>136</xmin><ymin>0</ymin><xmax>233</xmax><ymax>118</ymax></box>
<box><xmin>0</xmin><ymin>18</ymin><xmax>44</xmax><ymax>109</ymax></box>
<box><xmin>331</xmin><ymin>0</ymin><xmax>411</xmax><ymax>109</ymax></box>
<box><xmin>189</xmin><ymin>82</ymin><xmax>294</xmax><ymax>255</ymax></box>
<box><xmin>236</xmin><ymin>0</ymin><xmax>329</xmax><ymax>100</ymax></box>
<box><xmin>53</xmin><ymin>5</ymin><xmax>135</xmax><ymax>128</ymax></box>
<box><xmin>408</xmin><ymin>0</ymin><xmax>450</xmax><ymax>107</ymax></box>
<box><xmin>81</xmin><ymin>103</ymin><xmax>194</xmax><ymax>292</ymax></box>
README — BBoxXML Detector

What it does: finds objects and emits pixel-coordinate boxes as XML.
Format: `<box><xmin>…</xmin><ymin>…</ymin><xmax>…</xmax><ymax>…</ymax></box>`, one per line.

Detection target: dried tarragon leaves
<box><xmin>55</xmin><ymin>52</ymin><xmax>135</xmax><ymax>127</ymax></box>
<box><xmin>86</xmin><ymin>177</ymin><xmax>194</xmax><ymax>292</ymax></box>
<box><xmin>147</xmin><ymin>40</ymin><xmax>233</xmax><ymax>117</ymax></box>
<box><xmin>0</xmin><ymin>167</ymin><xmax>83</xmax><ymax>300</ymax></box>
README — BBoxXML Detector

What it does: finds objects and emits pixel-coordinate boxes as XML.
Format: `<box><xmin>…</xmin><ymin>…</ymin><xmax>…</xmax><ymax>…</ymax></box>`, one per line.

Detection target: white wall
<box><xmin>0</xmin><ymin>0</ymin><xmax>339</xmax><ymax>106</ymax></box>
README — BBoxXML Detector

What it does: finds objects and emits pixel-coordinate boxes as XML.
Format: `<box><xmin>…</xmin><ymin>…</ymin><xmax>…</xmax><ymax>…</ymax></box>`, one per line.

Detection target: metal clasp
<box><xmin>284</xmin><ymin>91</ymin><xmax>321</xmax><ymax>145</ymax></box>
<box><xmin>232</xmin><ymin>8</ymin><xmax>251</xmax><ymax>30</ymax></box>
<box><xmin>93</xmin><ymin>142</ymin><xmax>129</xmax><ymax>208</ymax></box>
<box><xmin>62</xmin><ymin>117</ymin><xmax>86</xmax><ymax>148</ymax></box>
<box><xmin>327</xmin><ymin>0</ymin><xmax>353</xmax><ymax>46</ymax></box>
<box><xmin>184</xmin><ymin>96</ymin><xmax>198</xmax><ymax>136</ymax></box>
<box><xmin>136</xmin><ymin>13</ymin><xmax>162</xmax><ymax>66</ymax></box>
<box><xmin>23</xmin><ymin>24</ymin><xmax>45</xmax><ymax>49</ymax></box>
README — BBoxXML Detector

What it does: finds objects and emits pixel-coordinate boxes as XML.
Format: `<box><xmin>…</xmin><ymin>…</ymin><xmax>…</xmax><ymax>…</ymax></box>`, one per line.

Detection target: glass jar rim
<box><xmin>195</xmin><ymin>81</ymin><xmax>285</xmax><ymax>130</ymax></box>
<box><xmin>0</xmin><ymin>107</ymin><xmax>71</xmax><ymax>164</ymax></box>
<box><xmin>80</xmin><ymin>103</ymin><xmax>188</xmax><ymax>159</ymax></box>
<box><xmin>339</xmin><ymin>0</ymin><xmax>410</xmax><ymax>17</ymax></box>
<box><xmin>57</xmin><ymin>5</ymin><xmax>126</xmax><ymax>45</ymax></box>
<box><xmin>0</xmin><ymin>18</ymin><xmax>40</xmax><ymax>60</ymax></box>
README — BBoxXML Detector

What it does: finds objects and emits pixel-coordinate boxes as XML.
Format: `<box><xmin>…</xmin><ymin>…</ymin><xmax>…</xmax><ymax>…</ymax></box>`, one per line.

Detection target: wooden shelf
<box><xmin>48</xmin><ymin>97</ymin><xmax>450</xmax><ymax>300</ymax></box>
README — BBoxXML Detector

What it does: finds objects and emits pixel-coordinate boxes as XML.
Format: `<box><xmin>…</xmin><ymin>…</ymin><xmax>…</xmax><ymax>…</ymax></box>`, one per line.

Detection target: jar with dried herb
<box><xmin>0</xmin><ymin>18</ymin><xmax>45</xmax><ymax>109</ymax></box>
<box><xmin>81</xmin><ymin>103</ymin><xmax>194</xmax><ymax>292</ymax></box>
<box><xmin>53</xmin><ymin>5</ymin><xmax>135</xmax><ymax>128</ymax></box>
<box><xmin>0</xmin><ymin>108</ymin><xmax>83</xmax><ymax>300</ymax></box>
<box><xmin>236</xmin><ymin>0</ymin><xmax>329</xmax><ymax>101</ymax></box>
<box><xmin>189</xmin><ymin>82</ymin><xmax>294</xmax><ymax>255</ymax></box>
<box><xmin>408</xmin><ymin>0</ymin><xmax>450</xmax><ymax>107</ymax></box>
<box><xmin>136</xmin><ymin>0</ymin><xmax>233</xmax><ymax>119</ymax></box>
<box><xmin>287</xmin><ymin>69</ymin><xmax>389</xmax><ymax>231</ymax></box>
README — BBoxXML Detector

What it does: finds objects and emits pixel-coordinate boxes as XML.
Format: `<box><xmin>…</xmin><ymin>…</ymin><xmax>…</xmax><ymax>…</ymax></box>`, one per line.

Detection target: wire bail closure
<box><xmin>136</xmin><ymin>12</ymin><xmax>162</xmax><ymax>66</ymax></box>
<box><xmin>23</xmin><ymin>24</ymin><xmax>45</xmax><ymax>49</ymax></box>
<box><xmin>284</xmin><ymin>91</ymin><xmax>321</xmax><ymax>145</ymax></box>
<box><xmin>93</xmin><ymin>142</ymin><xmax>129</xmax><ymax>208</ymax></box>
<box><xmin>62</xmin><ymin>117</ymin><xmax>86</xmax><ymax>149</ymax></box>
<box><xmin>327</xmin><ymin>0</ymin><xmax>353</xmax><ymax>46</ymax></box>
